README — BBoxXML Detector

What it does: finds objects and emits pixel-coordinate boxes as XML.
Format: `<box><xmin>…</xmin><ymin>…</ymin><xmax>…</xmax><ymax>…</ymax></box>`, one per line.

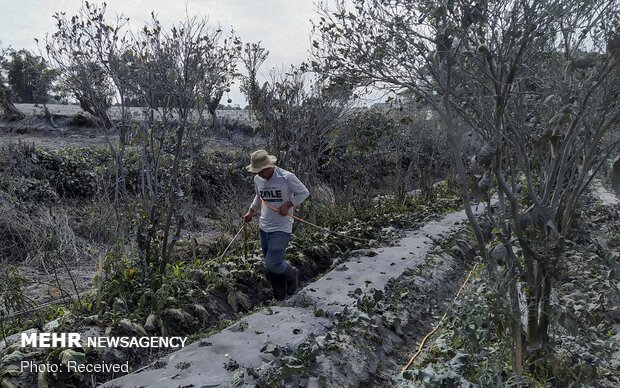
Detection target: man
<box><xmin>243</xmin><ymin>150</ymin><xmax>310</xmax><ymax>300</ymax></box>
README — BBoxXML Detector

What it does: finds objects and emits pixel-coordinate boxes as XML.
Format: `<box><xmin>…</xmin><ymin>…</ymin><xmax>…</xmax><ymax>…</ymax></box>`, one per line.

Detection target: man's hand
<box><xmin>278</xmin><ymin>201</ymin><xmax>293</xmax><ymax>216</ymax></box>
<box><xmin>243</xmin><ymin>209</ymin><xmax>255</xmax><ymax>223</ymax></box>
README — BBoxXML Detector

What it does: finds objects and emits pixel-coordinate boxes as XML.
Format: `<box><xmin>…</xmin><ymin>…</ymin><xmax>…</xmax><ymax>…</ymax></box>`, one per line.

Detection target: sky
<box><xmin>0</xmin><ymin>0</ymin><xmax>320</xmax><ymax>106</ymax></box>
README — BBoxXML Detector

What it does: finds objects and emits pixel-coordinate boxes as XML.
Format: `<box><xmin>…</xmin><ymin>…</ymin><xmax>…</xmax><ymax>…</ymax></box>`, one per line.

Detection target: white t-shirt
<box><xmin>249</xmin><ymin>167</ymin><xmax>310</xmax><ymax>233</ymax></box>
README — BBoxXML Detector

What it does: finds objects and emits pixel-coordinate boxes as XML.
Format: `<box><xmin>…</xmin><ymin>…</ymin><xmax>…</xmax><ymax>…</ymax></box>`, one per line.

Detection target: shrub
<box><xmin>33</xmin><ymin>148</ymin><xmax>99</xmax><ymax>198</ymax></box>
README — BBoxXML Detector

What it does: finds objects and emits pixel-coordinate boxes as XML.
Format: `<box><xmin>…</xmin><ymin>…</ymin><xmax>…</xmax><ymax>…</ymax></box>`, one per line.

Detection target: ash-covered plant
<box><xmin>313</xmin><ymin>0</ymin><xmax>620</xmax><ymax>379</ymax></box>
<box><xmin>324</xmin><ymin>108</ymin><xmax>395</xmax><ymax>204</ymax></box>
<box><xmin>0</xmin><ymin>192</ymin><xmax>81</xmax><ymax>267</ymax></box>
<box><xmin>241</xmin><ymin>42</ymin><xmax>353</xmax><ymax>185</ymax></box>
<box><xmin>44</xmin><ymin>2</ymin><xmax>243</xmax><ymax>309</ymax></box>
<box><xmin>43</xmin><ymin>1</ymin><xmax>134</xmax><ymax>233</ymax></box>
<box><xmin>0</xmin><ymin>42</ymin><xmax>25</xmax><ymax>121</ymax></box>
<box><xmin>126</xmin><ymin>13</ymin><xmax>241</xmax><ymax>282</ymax></box>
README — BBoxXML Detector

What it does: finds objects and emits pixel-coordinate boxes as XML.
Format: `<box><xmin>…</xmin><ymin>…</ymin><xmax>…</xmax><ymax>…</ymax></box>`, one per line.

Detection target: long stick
<box><xmin>219</xmin><ymin>224</ymin><xmax>246</xmax><ymax>260</ymax></box>
<box><xmin>243</xmin><ymin>222</ymin><xmax>248</xmax><ymax>261</ymax></box>
<box><xmin>259</xmin><ymin>198</ymin><xmax>367</xmax><ymax>242</ymax></box>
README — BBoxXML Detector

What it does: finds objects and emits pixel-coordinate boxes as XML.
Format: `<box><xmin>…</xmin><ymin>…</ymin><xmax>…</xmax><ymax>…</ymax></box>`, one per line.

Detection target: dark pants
<box><xmin>259</xmin><ymin>229</ymin><xmax>291</xmax><ymax>274</ymax></box>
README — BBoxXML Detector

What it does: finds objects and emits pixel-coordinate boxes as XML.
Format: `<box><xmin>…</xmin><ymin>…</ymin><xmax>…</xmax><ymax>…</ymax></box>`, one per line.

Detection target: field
<box><xmin>14</xmin><ymin>103</ymin><xmax>254</xmax><ymax>124</ymax></box>
<box><xmin>0</xmin><ymin>104</ymin><xmax>618</xmax><ymax>387</ymax></box>
<box><xmin>1</xmin><ymin>0</ymin><xmax>620</xmax><ymax>386</ymax></box>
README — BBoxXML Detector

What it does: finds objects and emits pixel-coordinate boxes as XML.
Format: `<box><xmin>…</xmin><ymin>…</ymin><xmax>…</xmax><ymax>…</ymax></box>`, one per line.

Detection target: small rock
<box><xmin>224</xmin><ymin>358</ymin><xmax>240</xmax><ymax>371</ymax></box>
<box><xmin>144</xmin><ymin>313</ymin><xmax>160</xmax><ymax>333</ymax></box>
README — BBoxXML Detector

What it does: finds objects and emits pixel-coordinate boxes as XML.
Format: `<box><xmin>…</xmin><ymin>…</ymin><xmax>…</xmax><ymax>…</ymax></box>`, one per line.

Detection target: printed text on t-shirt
<box><xmin>260</xmin><ymin>189</ymin><xmax>283</xmax><ymax>202</ymax></box>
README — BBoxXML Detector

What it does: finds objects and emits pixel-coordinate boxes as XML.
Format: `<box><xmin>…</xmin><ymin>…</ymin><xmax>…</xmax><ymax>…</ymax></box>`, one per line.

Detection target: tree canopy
<box><xmin>1</xmin><ymin>49</ymin><xmax>56</xmax><ymax>104</ymax></box>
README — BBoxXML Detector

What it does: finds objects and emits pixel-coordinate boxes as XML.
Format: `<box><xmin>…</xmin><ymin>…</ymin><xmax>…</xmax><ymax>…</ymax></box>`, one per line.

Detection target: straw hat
<box><xmin>246</xmin><ymin>150</ymin><xmax>277</xmax><ymax>173</ymax></box>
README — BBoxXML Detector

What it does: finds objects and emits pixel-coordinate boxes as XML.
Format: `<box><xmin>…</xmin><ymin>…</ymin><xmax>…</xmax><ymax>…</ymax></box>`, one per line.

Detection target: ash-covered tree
<box><xmin>44</xmin><ymin>1</ymin><xmax>132</xmax><ymax>212</ymax></box>
<box><xmin>0</xmin><ymin>77</ymin><xmax>24</xmax><ymax>121</ymax></box>
<box><xmin>314</xmin><ymin>0</ymin><xmax>620</xmax><ymax>378</ymax></box>
<box><xmin>128</xmin><ymin>14</ymin><xmax>241</xmax><ymax>276</ymax></box>
<box><xmin>0</xmin><ymin>44</ymin><xmax>24</xmax><ymax>120</ymax></box>
<box><xmin>241</xmin><ymin>42</ymin><xmax>352</xmax><ymax>185</ymax></box>
<box><xmin>324</xmin><ymin>108</ymin><xmax>395</xmax><ymax>202</ymax></box>
<box><xmin>44</xmin><ymin>2</ymin><xmax>131</xmax><ymax>130</ymax></box>
<box><xmin>44</xmin><ymin>2</ymin><xmax>242</xmax><ymax>290</ymax></box>
<box><xmin>391</xmin><ymin>101</ymin><xmax>451</xmax><ymax>199</ymax></box>
<box><xmin>313</xmin><ymin>0</ymin><xmax>493</xmax><ymax>274</ymax></box>
<box><xmin>1</xmin><ymin>49</ymin><xmax>57</xmax><ymax>105</ymax></box>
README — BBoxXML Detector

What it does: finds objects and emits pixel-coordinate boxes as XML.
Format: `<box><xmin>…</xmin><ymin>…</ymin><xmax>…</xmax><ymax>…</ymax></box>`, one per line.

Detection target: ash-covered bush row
<box><xmin>0</xmin><ymin>142</ymin><xmax>252</xmax><ymax>205</ymax></box>
<box><xmin>318</xmin><ymin>105</ymin><xmax>475</xmax><ymax>204</ymax></box>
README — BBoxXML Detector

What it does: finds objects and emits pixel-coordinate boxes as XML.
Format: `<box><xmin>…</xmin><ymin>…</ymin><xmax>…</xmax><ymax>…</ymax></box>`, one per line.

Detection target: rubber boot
<box><xmin>266</xmin><ymin>271</ymin><xmax>287</xmax><ymax>301</ymax></box>
<box><xmin>282</xmin><ymin>265</ymin><xmax>299</xmax><ymax>296</ymax></box>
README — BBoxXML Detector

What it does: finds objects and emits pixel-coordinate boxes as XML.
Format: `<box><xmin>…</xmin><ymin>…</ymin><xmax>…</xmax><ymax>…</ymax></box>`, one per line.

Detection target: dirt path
<box><xmin>102</xmin><ymin>203</ymin><xmax>488</xmax><ymax>387</ymax></box>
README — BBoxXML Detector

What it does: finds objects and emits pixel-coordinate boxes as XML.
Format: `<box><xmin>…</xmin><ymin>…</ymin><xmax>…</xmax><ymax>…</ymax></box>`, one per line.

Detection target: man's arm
<box><xmin>278</xmin><ymin>174</ymin><xmax>310</xmax><ymax>216</ymax></box>
<box><xmin>244</xmin><ymin>183</ymin><xmax>261</xmax><ymax>223</ymax></box>
<box><xmin>288</xmin><ymin>174</ymin><xmax>310</xmax><ymax>207</ymax></box>
<box><xmin>250</xmin><ymin>194</ymin><xmax>261</xmax><ymax>211</ymax></box>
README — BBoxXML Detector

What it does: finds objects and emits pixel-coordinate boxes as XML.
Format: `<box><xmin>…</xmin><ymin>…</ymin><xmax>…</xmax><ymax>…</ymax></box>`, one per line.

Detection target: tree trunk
<box><xmin>538</xmin><ymin>262</ymin><xmax>552</xmax><ymax>344</ymax></box>
<box><xmin>160</xmin><ymin>123</ymin><xmax>186</xmax><ymax>275</ymax></box>
<box><xmin>525</xmin><ymin>257</ymin><xmax>542</xmax><ymax>347</ymax></box>
<box><xmin>0</xmin><ymin>85</ymin><xmax>25</xmax><ymax>120</ymax></box>
<box><xmin>443</xmin><ymin>113</ymin><xmax>491</xmax><ymax>270</ymax></box>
